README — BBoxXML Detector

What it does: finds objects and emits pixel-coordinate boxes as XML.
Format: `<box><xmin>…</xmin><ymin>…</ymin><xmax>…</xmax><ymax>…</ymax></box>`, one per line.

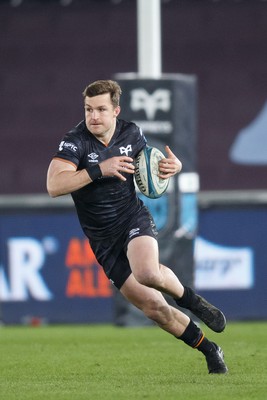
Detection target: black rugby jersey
<box><xmin>54</xmin><ymin>119</ymin><xmax>147</xmax><ymax>240</ymax></box>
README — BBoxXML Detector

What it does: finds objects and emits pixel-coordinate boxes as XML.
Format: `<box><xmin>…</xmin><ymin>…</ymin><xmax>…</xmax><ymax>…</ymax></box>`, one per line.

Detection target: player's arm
<box><xmin>47</xmin><ymin>158</ymin><xmax>90</xmax><ymax>197</ymax></box>
<box><xmin>47</xmin><ymin>156</ymin><xmax>135</xmax><ymax>198</ymax></box>
<box><xmin>158</xmin><ymin>145</ymin><xmax>182</xmax><ymax>178</ymax></box>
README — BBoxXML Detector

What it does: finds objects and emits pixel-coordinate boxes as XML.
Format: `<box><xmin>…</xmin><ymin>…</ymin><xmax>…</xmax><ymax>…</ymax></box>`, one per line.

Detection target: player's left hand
<box><xmin>158</xmin><ymin>145</ymin><xmax>182</xmax><ymax>178</ymax></box>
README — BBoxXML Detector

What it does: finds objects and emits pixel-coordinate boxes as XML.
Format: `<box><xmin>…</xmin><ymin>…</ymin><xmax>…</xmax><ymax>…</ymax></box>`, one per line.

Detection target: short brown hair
<box><xmin>83</xmin><ymin>80</ymin><xmax>122</xmax><ymax>108</ymax></box>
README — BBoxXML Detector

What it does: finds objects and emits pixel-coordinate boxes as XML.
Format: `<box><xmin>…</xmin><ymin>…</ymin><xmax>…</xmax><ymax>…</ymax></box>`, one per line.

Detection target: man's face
<box><xmin>84</xmin><ymin>93</ymin><xmax>120</xmax><ymax>138</ymax></box>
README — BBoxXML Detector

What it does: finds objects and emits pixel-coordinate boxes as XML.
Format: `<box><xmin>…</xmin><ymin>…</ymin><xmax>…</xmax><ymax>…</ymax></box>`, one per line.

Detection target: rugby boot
<box><xmin>189</xmin><ymin>293</ymin><xmax>226</xmax><ymax>333</ymax></box>
<box><xmin>205</xmin><ymin>343</ymin><xmax>228</xmax><ymax>374</ymax></box>
<box><xmin>175</xmin><ymin>287</ymin><xmax>226</xmax><ymax>333</ymax></box>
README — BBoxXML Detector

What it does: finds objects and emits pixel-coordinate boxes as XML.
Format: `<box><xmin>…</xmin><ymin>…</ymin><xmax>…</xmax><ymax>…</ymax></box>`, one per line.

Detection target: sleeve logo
<box><xmin>59</xmin><ymin>141</ymin><xmax>77</xmax><ymax>152</ymax></box>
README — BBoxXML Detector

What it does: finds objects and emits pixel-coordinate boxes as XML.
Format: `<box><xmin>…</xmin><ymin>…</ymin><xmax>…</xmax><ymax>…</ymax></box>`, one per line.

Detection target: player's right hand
<box><xmin>99</xmin><ymin>156</ymin><xmax>135</xmax><ymax>181</ymax></box>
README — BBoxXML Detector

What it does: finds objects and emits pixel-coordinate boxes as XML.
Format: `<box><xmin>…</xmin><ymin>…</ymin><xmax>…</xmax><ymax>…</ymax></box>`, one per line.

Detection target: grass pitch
<box><xmin>0</xmin><ymin>322</ymin><xmax>266</xmax><ymax>400</ymax></box>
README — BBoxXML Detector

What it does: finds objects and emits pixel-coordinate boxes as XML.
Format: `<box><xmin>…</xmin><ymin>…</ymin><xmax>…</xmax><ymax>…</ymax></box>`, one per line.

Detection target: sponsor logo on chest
<box><xmin>87</xmin><ymin>144</ymin><xmax>133</xmax><ymax>163</ymax></box>
<box><xmin>87</xmin><ymin>152</ymin><xmax>99</xmax><ymax>163</ymax></box>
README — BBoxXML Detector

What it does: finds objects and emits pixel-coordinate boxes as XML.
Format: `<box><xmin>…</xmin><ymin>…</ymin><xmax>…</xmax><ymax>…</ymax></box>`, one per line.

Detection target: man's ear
<box><xmin>114</xmin><ymin>106</ymin><xmax>121</xmax><ymax>117</ymax></box>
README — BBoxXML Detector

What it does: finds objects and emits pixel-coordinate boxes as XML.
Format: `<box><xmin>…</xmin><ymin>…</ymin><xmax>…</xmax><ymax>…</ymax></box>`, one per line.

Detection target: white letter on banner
<box><xmin>8</xmin><ymin>238</ymin><xmax>53</xmax><ymax>301</ymax></box>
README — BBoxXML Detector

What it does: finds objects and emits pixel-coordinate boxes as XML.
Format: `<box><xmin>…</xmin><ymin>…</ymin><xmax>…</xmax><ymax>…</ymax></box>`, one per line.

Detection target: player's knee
<box><xmin>134</xmin><ymin>270</ymin><xmax>162</xmax><ymax>289</ymax></box>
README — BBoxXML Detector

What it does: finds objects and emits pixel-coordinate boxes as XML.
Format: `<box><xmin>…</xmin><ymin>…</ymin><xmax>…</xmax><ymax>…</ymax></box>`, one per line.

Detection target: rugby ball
<box><xmin>135</xmin><ymin>146</ymin><xmax>169</xmax><ymax>199</ymax></box>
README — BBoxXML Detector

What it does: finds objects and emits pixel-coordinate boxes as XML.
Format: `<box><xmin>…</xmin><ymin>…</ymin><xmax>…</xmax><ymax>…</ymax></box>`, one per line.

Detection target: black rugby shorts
<box><xmin>89</xmin><ymin>206</ymin><xmax>158</xmax><ymax>289</ymax></box>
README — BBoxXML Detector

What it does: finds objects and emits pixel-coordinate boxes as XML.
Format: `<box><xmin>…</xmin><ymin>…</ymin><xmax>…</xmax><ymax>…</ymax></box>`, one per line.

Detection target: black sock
<box><xmin>177</xmin><ymin>319</ymin><xmax>215</xmax><ymax>356</ymax></box>
<box><xmin>174</xmin><ymin>286</ymin><xmax>196</xmax><ymax>308</ymax></box>
<box><xmin>178</xmin><ymin>319</ymin><xmax>202</xmax><ymax>347</ymax></box>
<box><xmin>196</xmin><ymin>337</ymin><xmax>216</xmax><ymax>355</ymax></box>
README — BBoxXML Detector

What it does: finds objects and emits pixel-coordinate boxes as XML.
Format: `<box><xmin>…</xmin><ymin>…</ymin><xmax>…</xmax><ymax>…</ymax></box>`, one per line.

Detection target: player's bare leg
<box><xmin>120</xmin><ymin>273</ymin><xmax>189</xmax><ymax>336</ymax></box>
<box><xmin>120</xmin><ymin>274</ymin><xmax>228</xmax><ymax>374</ymax></box>
<box><xmin>127</xmin><ymin>235</ymin><xmax>226</xmax><ymax>333</ymax></box>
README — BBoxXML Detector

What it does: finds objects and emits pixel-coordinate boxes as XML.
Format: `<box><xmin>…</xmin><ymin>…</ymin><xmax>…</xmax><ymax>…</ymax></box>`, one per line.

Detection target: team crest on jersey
<box><xmin>119</xmin><ymin>145</ymin><xmax>132</xmax><ymax>156</ymax></box>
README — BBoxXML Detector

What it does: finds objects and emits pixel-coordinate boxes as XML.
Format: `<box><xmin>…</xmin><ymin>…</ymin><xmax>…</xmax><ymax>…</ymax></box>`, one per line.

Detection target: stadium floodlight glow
<box><xmin>10</xmin><ymin>0</ymin><xmax>23</xmax><ymax>7</ymax></box>
<box><xmin>60</xmin><ymin>0</ymin><xmax>73</xmax><ymax>6</ymax></box>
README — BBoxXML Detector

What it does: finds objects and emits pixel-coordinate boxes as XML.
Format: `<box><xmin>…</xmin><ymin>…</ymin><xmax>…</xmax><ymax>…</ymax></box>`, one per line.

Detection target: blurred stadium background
<box><xmin>0</xmin><ymin>0</ymin><xmax>267</xmax><ymax>325</ymax></box>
